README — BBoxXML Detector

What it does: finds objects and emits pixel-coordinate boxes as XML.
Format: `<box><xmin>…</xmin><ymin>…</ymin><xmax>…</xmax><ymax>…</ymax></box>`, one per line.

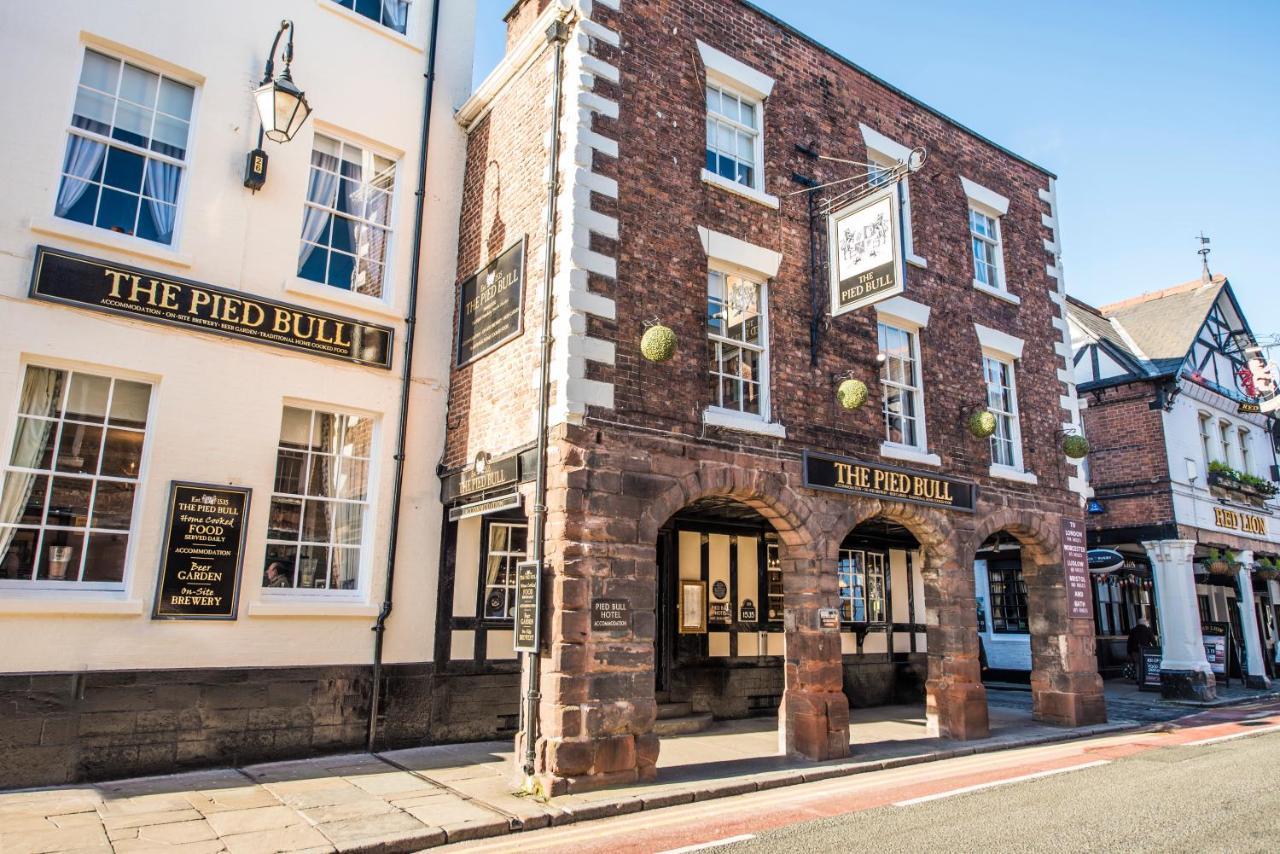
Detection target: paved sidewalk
<box><xmin>0</xmin><ymin>702</ymin><xmax>1137</xmax><ymax>854</ymax></box>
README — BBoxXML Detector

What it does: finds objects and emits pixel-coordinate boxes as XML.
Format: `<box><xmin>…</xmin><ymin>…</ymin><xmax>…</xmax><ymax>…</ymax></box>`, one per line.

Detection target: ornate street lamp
<box><xmin>244</xmin><ymin>20</ymin><xmax>312</xmax><ymax>190</ymax></box>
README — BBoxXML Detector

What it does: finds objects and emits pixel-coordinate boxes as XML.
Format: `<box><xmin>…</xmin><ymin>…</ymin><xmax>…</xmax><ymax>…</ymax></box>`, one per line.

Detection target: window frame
<box><xmin>969</xmin><ymin>206</ymin><xmax>1004</xmax><ymax>291</ymax></box>
<box><xmin>706</xmin><ymin>265</ymin><xmax>771</xmax><ymax>422</ymax></box>
<box><xmin>1218</xmin><ymin>420</ymin><xmax>1234</xmax><ymax>469</ymax></box>
<box><xmin>477</xmin><ymin>515</ymin><xmax>528</xmax><ymax>625</ymax></box>
<box><xmin>54</xmin><ymin>45</ymin><xmax>200</xmax><ymax>250</ymax></box>
<box><xmin>837</xmin><ymin>547</ymin><xmax>887</xmax><ymax>625</ymax></box>
<box><xmin>1199</xmin><ymin>411</ymin><xmax>1214</xmax><ymax>473</ymax></box>
<box><xmin>329</xmin><ymin>0</ymin><xmax>411</xmax><ymax>35</ymax></box>
<box><xmin>1239</xmin><ymin>427</ymin><xmax>1252</xmax><ymax>475</ymax></box>
<box><xmin>877</xmin><ymin>321</ymin><xmax>927</xmax><ymax>453</ymax></box>
<box><xmin>983</xmin><ymin>354</ymin><xmax>1024</xmax><ymax>472</ymax></box>
<box><xmin>987</xmin><ymin>561</ymin><xmax>1029</xmax><ymax>634</ymax></box>
<box><xmin>0</xmin><ymin>361</ymin><xmax>157</xmax><ymax>592</ymax></box>
<box><xmin>297</xmin><ymin>131</ymin><xmax>400</xmax><ymax>302</ymax></box>
<box><xmin>704</xmin><ymin>81</ymin><xmax>764</xmax><ymax>193</ymax></box>
<box><xmin>262</xmin><ymin>403</ymin><xmax>378</xmax><ymax>599</ymax></box>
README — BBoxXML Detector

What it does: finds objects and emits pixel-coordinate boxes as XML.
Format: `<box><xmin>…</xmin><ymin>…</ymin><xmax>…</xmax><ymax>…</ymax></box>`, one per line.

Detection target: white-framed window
<box><xmin>1</xmin><ymin>366</ymin><xmax>152</xmax><ymax>588</ymax></box>
<box><xmin>298</xmin><ymin>134</ymin><xmax>397</xmax><ymax>299</ymax></box>
<box><xmin>55</xmin><ymin>48</ymin><xmax>195</xmax><ymax>246</ymax></box>
<box><xmin>984</xmin><ymin>355</ymin><xmax>1022</xmax><ymax>469</ymax></box>
<box><xmin>1219</xmin><ymin>420</ymin><xmax>1233</xmax><ymax>468</ymax></box>
<box><xmin>878</xmin><ymin>322</ymin><xmax>924</xmax><ymax>449</ymax></box>
<box><xmin>705</xmin><ymin>83</ymin><xmax>761</xmax><ymax>191</ymax></box>
<box><xmin>970</xmin><ymin>208</ymin><xmax>1002</xmax><ymax>289</ymax></box>
<box><xmin>707</xmin><ymin>268</ymin><xmax>768</xmax><ymax>417</ymax></box>
<box><xmin>264</xmin><ymin>406</ymin><xmax>374</xmax><ymax>594</ymax></box>
<box><xmin>1239</xmin><ymin>428</ymin><xmax>1252</xmax><ymax>475</ymax></box>
<box><xmin>837</xmin><ymin>549</ymin><xmax>886</xmax><ymax>623</ymax></box>
<box><xmin>860</xmin><ymin>125</ymin><xmax>926</xmax><ymax>268</ymax></box>
<box><xmin>331</xmin><ymin>0</ymin><xmax>409</xmax><ymax>34</ymax></box>
<box><xmin>867</xmin><ymin>156</ymin><xmax>894</xmax><ymax>189</ymax></box>
<box><xmin>481</xmin><ymin>520</ymin><xmax>527</xmax><ymax>621</ymax></box>
<box><xmin>1199</xmin><ymin>412</ymin><xmax>1214</xmax><ymax>470</ymax></box>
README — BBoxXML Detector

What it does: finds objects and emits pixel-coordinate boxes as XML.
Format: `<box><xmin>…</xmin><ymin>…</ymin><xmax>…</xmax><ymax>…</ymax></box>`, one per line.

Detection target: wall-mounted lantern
<box><xmin>244</xmin><ymin>20</ymin><xmax>312</xmax><ymax>190</ymax></box>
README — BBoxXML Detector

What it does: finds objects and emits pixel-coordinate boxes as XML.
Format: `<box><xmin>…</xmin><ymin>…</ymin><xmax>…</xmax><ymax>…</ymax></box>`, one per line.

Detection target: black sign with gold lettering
<box><xmin>152</xmin><ymin>482</ymin><xmax>251</xmax><ymax>620</ymax></box>
<box><xmin>457</xmin><ymin>239</ymin><xmax>524</xmax><ymax>366</ymax></box>
<box><xmin>514</xmin><ymin>560</ymin><xmax>542</xmax><ymax>653</ymax></box>
<box><xmin>802</xmin><ymin>450</ymin><xmax>976</xmax><ymax>512</ymax></box>
<box><xmin>30</xmin><ymin>246</ymin><xmax>393</xmax><ymax>368</ymax></box>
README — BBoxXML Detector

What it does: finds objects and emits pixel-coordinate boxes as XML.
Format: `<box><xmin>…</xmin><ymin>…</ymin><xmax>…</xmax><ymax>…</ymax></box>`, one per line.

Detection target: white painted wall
<box><xmin>0</xmin><ymin>0</ymin><xmax>475</xmax><ymax>672</ymax></box>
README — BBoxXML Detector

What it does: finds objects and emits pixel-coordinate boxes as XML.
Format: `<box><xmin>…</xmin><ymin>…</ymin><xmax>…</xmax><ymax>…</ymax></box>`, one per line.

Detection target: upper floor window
<box><xmin>879</xmin><ymin>322</ymin><xmax>923</xmax><ymax>449</ymax></box>
<box><xmin>707</xmin><ymin>269</ymin><xmax>767</xmax><ymax>417</ymax></box>
<box><xmin>1</xmin><ymin>366</ymin><xmax>151</xmax><ymax>587</ymax></box>
<box><xmin>1239</xmin><ymin>428</ymin><xmax>1252</xmax><ymax>475</ymax></box>
<box><xmin>298</xmin><ymin>134</ymin><xmax>396</xmax><ymax>299</ymax></box>
<box><xmin>970</xmin><ymin>208</ymin><xmax>1002</xmax><ymax>289</ymax></box>
<box><xmin>332</xmin><ymin>0</ymin><xmax>409</xmax><ymax>34</ymax></box>
<box><xmin>1218</xmin><ymin>420</ymin><xmax>1233</xmax><ymax>468</ymax></box>
<box><xmin>984</xmin><ymin>355</ymin><xmax>1022</xmax><ymax>469</ymax></box>
<box><xmin>1199</xmin><ymin>412</ymin><xmax>1214</xmax><ymax>469</ymax></box>
<box><xmin>56</xmin><ymin>48</ymin><xmax>195</xmax><ymax>246</ymax></box>
<box><xmin>481</xmin><ymin>521</ymin><xmax>527</xmax><ymax>621</ymax></box>
<box><xmin>867</xmin><ymin>157</ymin><xmax>893</xmax><ymax>189</ymax></box>
<box><xmin>705</xmin><ymin>84</ymin><xmax>760</xmax><ymax>191</ymax></box>
<box><xmin>838</xmin><ymin>548</ymin><xmax>886</xmax><ymax>623</ymax></box>
<box><xmin>264</xmin><ymin>406</ymin><xmax>374</xmax><ymax>593</ymax></box>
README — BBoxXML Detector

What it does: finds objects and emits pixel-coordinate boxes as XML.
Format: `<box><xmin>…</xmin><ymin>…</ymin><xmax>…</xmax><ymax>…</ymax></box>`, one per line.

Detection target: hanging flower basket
<box><xmin>1255</xmin><ymin>565</ymin><xmax>1279</xmax><ymax>582</ymax></box>
<box><xmin>640</xmin><ymin>323</ymin><xmax>677</xmax><ymax>363</ymax></box>
<box><xmin>836</xmin><ymin>378</ymin><xmax>869</xmax><ymax>411</ymax></box>
<box><xmin>1062</xmin><ymin>434</ymin><xmax>1090</xmax><ymax>459</ymax></box>
<box><xmin>1207</xmin><ymin>549</ymin><xmax>1236</xmax><ymax>576</ymax></box>
<box><xmin>968</xmin><ymin>410</ymin><xmax>997</xmax><ymax>439</ymax></box>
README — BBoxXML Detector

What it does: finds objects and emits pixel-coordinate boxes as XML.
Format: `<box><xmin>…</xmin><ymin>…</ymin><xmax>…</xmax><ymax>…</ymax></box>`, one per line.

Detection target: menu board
<box><xmin>152</xmin><ymin>482</ymin><xmax>251</xmax><ymax>620</ymax></box>
<box><xmin>514</xmin><ymin>560</ymin><xmax>542</xmax><ymax>652</ymax></box>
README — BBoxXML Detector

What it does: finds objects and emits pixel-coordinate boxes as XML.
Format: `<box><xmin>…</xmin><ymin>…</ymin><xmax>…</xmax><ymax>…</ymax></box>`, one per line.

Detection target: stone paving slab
<box><xmin>9</xmin><ymin>684</ymin><xmax>1275</xmax><ymax>854</ymax></box>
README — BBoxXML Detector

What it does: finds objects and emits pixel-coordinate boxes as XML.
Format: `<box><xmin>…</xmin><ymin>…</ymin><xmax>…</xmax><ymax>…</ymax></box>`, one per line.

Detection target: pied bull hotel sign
<box><xmin>29</xmin><ymin>246</ymin><xmax>394</xmax><ymax>368</ymax></box>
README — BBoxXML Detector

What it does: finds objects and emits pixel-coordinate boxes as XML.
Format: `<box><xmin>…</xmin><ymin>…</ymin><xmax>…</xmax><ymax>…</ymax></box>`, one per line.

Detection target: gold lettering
<box><xmin>272</xmin><ymin>308</ymin><xmax>291</xmax><ymax>334</ymax></box>
<box><xmin>293</xmin><ymin>313</ymin><xmax>314</xmax><ymax>340</ymax></box>
<box><xmin>242</xmin><ymin>301</ymin><xmax>265</xmax><ymax>328</ymax></box>
<box><xmin>103</xmin><ymin>268</ymin><xmax>130</xmax><ymax>299</ymax></box>
<box><xmin>128</xmin><ymin>277</ymin><xmax>161</xmax><ymax>306</ymax></box>
<box><xmin>220</xmin><ymin>296</ymin><xmax>242</xmax><ymax>324</ymax></box>
<box><xmin>332</xmin><ymin>322</ymin><xmax>352</xmax><ymax>348</ymax></box>
<box><xmin>189</xmin><ymin>289</ymin><xmax>211</xmax><ymax>314</ymax></box>
<box><xmin>157</xmin><ymin>281</ymin><xmax>180</xmax><ymax>310</ymax></box>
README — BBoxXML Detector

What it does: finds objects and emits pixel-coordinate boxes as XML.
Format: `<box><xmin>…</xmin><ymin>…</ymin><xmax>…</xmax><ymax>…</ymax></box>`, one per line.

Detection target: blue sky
<box><xmin>473</xmin><ymin>1</ymin><xmax>1278</xmax><ymax>333</ymax></box>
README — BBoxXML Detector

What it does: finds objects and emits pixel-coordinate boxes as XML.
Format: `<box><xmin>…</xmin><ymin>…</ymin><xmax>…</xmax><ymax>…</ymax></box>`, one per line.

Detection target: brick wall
<box><xmin>1079</xmin><ymin>379</ymin><xmax>1176</xmax><ymax>530</ymax></box>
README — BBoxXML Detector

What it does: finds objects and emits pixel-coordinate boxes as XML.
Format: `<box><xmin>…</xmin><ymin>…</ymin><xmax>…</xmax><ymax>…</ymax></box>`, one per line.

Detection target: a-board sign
<box><xmin>152</xmin><ymin>482</ymin><xmax>251</xmax><ymax>620</ymax></box>
<box><xmin>31</xmin><ymin>246</ymin><xmax>393</xmax><ymax>368</ymax></box>
<box><xmin>514</xmin><ymin>560</ymin><xmax>542</xmax><ymax>652</ymax></box>
<box><xmin>456</xmin><ymin>239</ymin><xmax>525</xmax><ymax>366</ymax></box>
<box><xmin>1139</xmin><ymin>647</ymin><xmax>1163</xmax><ymax>692</ymax></box>
<box><xmin>591</xmin><ymin>598</ymin><xmax>630</xmax><ymax>633</ymax></box>
<box><xmin>1202</xmin><ymin>622</ymin><xmax>1229</xmax><ymax>677</ymax></box>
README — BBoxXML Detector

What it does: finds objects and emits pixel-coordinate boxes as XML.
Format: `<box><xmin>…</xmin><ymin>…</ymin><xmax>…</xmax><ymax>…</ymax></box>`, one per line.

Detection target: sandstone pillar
<box><xmin>922</xmin><ymin>554</ymin><xmax>990</xmax><ymax>740</ymax></box>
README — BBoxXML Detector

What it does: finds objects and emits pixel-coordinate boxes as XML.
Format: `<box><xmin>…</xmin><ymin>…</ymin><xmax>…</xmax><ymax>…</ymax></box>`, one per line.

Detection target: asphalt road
<box><xmin>722</xmin><ymin>729</ymin><xmax>1280</xmax><ymax>854</ymax></box>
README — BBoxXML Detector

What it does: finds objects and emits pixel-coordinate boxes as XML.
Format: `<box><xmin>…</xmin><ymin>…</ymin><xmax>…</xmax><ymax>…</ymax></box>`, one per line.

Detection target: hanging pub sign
<box><xmin>456</xmin><ymin>238</ymin><xmax>525</xmax><ymax>366</ymax></box>
<box><xmin>30</xmin><ymin>246</ymin><xmax>393</xmax><ymax>368</ymax></box>
<box><xmin>827</xmin><ymin>188</ymin><xmax>903</xmax><ymax>318</ymax></box>
<box><xmin>514</xmin><ymin>560</ymin><xmax>542</xmax><ymax>652</ymax></box>
<box><xmin>152</xmin><ymin>482</ymin><xmax>251</xmax><ymax>620</ymax></box>
<box><xmin>1061</xmin><ymin>518</ymin><xmax>1093</xmax><ymax>620</ymax></box>
<box><xmin>803</xmin><ymin>450</ymin><xmax>976</xmax><ymax>511</ymax></box>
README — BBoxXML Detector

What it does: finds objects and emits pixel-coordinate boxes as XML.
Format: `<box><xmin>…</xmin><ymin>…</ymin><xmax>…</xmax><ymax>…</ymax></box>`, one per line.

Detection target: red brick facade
<box><xmin>1079</xmin><ymin>380</ymin><xmax>1176</xmax><ymax>532</ymax></box>
<box><xmin>446</xmin><ymin>0</ymin><xmax>1104</xmax><ymax>792</ymax></box>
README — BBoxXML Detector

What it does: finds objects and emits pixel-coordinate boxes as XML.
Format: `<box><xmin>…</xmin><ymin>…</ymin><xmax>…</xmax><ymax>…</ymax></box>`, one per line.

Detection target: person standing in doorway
<box><xmin>1127</xmin><ymin>618</ymin><xmax>1156</xmax><ymax>681</ymax></box>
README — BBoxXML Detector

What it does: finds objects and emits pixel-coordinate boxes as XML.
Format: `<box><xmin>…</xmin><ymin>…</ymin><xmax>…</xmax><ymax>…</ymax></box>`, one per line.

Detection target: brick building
<box><xmin>1069</xmin><ymin>274</ymin><xmax>1280</xmax><ymax>699</ymax></box>
<box><xmin>439</xmin><ymin>0</ymin><xmax>1104</xmax><ymax>793</ymax></box>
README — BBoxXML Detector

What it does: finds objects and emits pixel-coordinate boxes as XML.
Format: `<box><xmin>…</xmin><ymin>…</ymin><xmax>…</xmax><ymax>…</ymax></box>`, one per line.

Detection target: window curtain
<box><xmin>143</xmin><ymin>161</ymin><xmax>182</xmax><ymax>242</ymax></box>
<box><xmin>298</xmin><ymin>151</ymin><xmax>340</xmax><ymax>269</ymax></box>
<box><xmin>55</xmin><ymin>136</ymin><xmax>107</xmax><ymax>217</ymax></box>
<box><xmin>0</xmin><ymin>369</ymin><xmax>62</xmax><ymax>563</ymax></box>
<box><xmin>381</xmin><ymin>0</ymin><xmax>409</xmax><ymax>33</ymax></box>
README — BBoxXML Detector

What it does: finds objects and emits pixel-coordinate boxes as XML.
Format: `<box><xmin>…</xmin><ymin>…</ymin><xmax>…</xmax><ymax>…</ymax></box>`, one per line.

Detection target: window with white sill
<box><xmin>970</xmin><ymin>208</ymin><xmax>1004</xmax><ymax>290</ymax></box>
<box><xmin>55</xmin><ymin>48</ymin><xmax>195</xmax><ymax>246</ymax></box>
<box><xmin>878</xmin><ymin>322</ymin><xmax>925</xmax><ymax>450</ymax></box>
<box><xmin>1</xmin><ymin>366</ymin><xmax>152</xmax><ymax>588</ymax></box>
<box><xmin>481</xmin><ymin>520</ymin><xmax>527</xmax><ymax>621</ymax></box>
<box><xmin>983</xmin><ymin>355</ymin><xmax>1023</xmax><ymax>469</ymax></box>
<box><xmin>331</xmin><ymin>0</ymin><xmax>410</xmax><ymax>34</ymax></box>
<box><xmin>263</xmin><ymin>406</ymin><xmax>374</xmax><ymax>593</ymax></box>
<box><xmin>1239</xmin><ymin>428</ymin><xmax>1252</xmax><ymax>475</ymax></box>
<box><xmin>707</xmin><ymin>269</ymin><xmax>769</xmax><ymax>418</ymax></box>
<box><xmin>705</xmin><ymin>84</ymin><xmax>762</xmax><ymax>191</ymax></box>
<box><xmin>1199</xmin><ymin>411</ymin><xmax>1214</xmax><ymax>473</ymax></box>
<box><xmin>298</xmin><ymin>134</ymin><xmax>397</xmax><ymax>299</ymax></box>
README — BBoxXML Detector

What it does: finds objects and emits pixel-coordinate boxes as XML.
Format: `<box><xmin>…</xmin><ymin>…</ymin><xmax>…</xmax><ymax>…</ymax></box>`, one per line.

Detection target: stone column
<box><xmin>1023</xmin><ymin>545</ymin><xmax>1108</xmax><ymax>727</ymax></box>
<box><xmin>1268</xmin><ymin>579</ymin><xmax>1280</xmax><ymax>665</ymax></box>
<box><xmin>1235</xmin><ymin>551</ymin><xmax>1271</xmax><ymax>689</ymax></box>
<box><xmin>778</xmin><ymin>548</ymin><xmax>849</xmax><ymax>761</ymax></box>
<box><xmin>921</xmin><ymin>554</ymin><xmax>989</xmax><ymax>740</ymax></box>
<box><xmin>1143</xmin><ymin>540</ymin><xmax>1216</xmax><ymax>701</ymax></box>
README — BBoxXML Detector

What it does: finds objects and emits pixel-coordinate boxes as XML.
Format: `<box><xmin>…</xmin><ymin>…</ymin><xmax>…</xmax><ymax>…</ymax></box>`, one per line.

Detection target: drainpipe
<box><xmin>524</xmin><ymin>16</ymin><xmax>570</xmax><ymax>781</ymax></box>
<box><xmin>368</xmin><ymin>0</ymin><xmax>444</xmax><ymax>754</ymax></box>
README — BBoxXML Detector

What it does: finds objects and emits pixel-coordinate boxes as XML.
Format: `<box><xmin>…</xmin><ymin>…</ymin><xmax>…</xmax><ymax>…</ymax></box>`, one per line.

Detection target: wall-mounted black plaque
<box><xmin>739</xmin><ymin>599</ymin><xmax>757</xmax><ymax>623</ymax></box>
<box><xmin>152</xmin><ymin>482</ymin><xmax>251</xmax><ymax>620</ymax></box>
<box><xmin>802</xmin><ymin>450</ymin><xmax>976</xmax><ymax>512</ymax></box>
<box><xmin>709</xmin><ymin>602</ymin><xmax>731</xmax><ymax>624</ymax></box>
<box><xmin>30</xmin><ymin>246</ymin><xmax>393</xmax><ymax>368</ymax></box>
<box><xmin>514</xmin><ymin>560</ymin><xmax>542</xmax><ymax>653</ymax></box>
<box><xmin>592</xmin><ymin>598</ymin><xmax>630</xmax><ymax>633</ymax></box>
<box><xmin>456</xmin><ymin>239</ymin><xmax>525</xmax><ymax>366</ymax></box>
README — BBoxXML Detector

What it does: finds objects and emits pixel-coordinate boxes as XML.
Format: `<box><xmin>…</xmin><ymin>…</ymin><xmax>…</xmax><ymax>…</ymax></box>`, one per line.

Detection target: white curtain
<box><xmin>143</xmin><ymin>161</ymin><xmax>182</xmax><ymax>242</ymax></box>
<box><xmin>55</xmin><ymin>136</ymin><xmax>107</xmax><ymax>217</ymax></box>
<box><xmin>0</xmin><ymin>369</ymin><xmax>61</xmax><ymax>568</ymax></box>
<box><xmin>298</xmin><ymin>152</ymin><xmax>340</xmax><ymax>269</ymax></box>
<box><xmin>382</xmin><ymin>0</ymin><xmax>409</xmax><ymax>33</ymax></box>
